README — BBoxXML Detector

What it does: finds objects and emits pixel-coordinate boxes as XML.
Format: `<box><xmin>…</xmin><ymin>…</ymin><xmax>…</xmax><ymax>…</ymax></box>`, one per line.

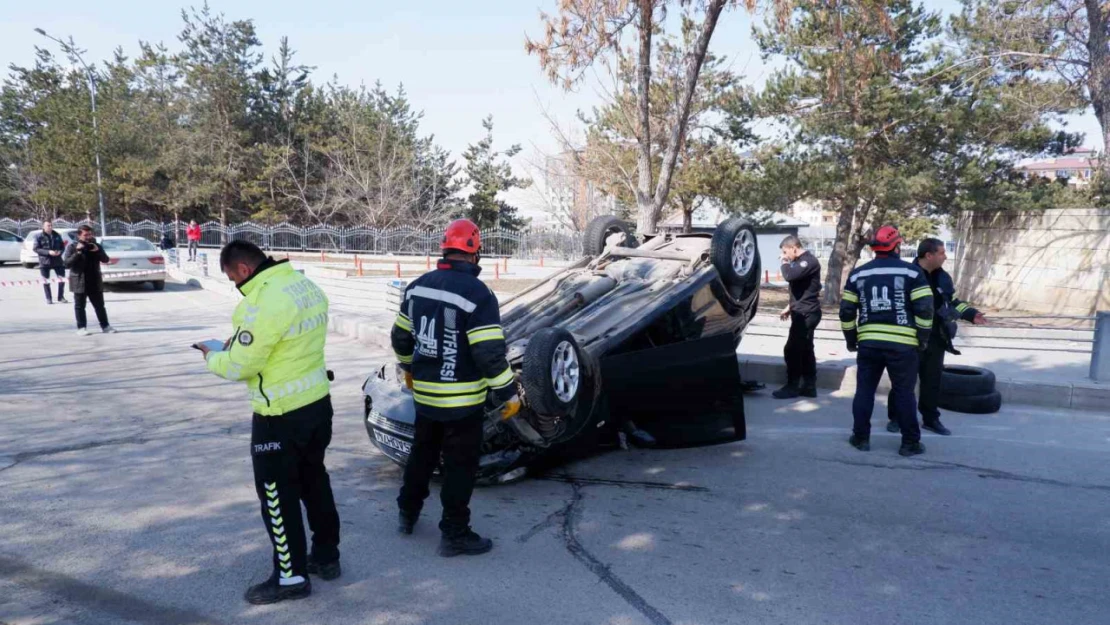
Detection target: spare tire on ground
<box><xmin>938</xmin><ymin>389</ymin><xmax>1002</xmax><ymax>415</ymax></box>
<box><xmin>940</xmin><ymin>365</ymin><xmax>996</xmax><ymax>397</ymax></box>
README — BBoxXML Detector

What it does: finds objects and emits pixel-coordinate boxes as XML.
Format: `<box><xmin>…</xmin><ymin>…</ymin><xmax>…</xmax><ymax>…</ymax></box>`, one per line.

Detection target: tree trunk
<box><xmin>683</xmin><ymin>208</ymin><xmax>693</xmax><ymax>233</ymax></box>
<box><xmin>1086</xmin><ymin>1</ymin><xmax>1110</xmax><ymax>177</ymax></box>
<box><xmin>639</xmin><ymin>0</ymin><xmax>728</xmax><ymax>237</ymax></box>
<box><xmin>634</xmin><ymin>0</ymin><xmax>655</xmax><ymax>236</ymax></box>
<box><xmin>822</xmin><ymin>201</ymin><xmax>857</xmax><ymax>306</ymax></box>
<box><xmin>220</xmin><ymin>206</ymin><xmax>228</xmax><ymax>244</ymax></box>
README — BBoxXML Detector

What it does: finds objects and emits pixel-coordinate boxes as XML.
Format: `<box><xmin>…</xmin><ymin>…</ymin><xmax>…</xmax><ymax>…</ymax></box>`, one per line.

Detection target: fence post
<box><xmin>199</xmin><ymin>252</ymin><xmax>208</xmax><ymax>277</ymax></box>
<box><xmin>1091</xmin><ymin>311</ymin><xmax>1110</xmax><ymax>382</ymax></box>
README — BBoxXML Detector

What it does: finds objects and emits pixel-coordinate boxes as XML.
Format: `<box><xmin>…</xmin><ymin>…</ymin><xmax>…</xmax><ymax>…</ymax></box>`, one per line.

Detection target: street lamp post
<box><xmin>34</xmin><ymin>28</ymin><xmax>107</xmax><ymax>236</ymax></box>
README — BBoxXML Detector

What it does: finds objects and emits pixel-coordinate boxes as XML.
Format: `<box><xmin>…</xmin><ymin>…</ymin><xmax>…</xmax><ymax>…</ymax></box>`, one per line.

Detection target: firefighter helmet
<box><xmin>869</xmin><ymin>225</ymin><xmax>903</xmax><ymax>253</ymax></box>
<box><xmin>441</xmin><ymin>219</ymin><xmax>481</xmax><ymax>254</ymax></box>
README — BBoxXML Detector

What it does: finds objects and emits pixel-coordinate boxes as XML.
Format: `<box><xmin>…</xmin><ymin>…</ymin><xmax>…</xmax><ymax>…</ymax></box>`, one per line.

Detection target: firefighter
<box><xmin>198</xmin><ymin>241</ymin><xmax>341</xmax><ymax>604</ymax></box>
<box><xmin>839</xmin><ymin>226</ymin><xmax>934</xmax><ymax>457</ymax></box>
<box><xmin>391</xmin><ymin>219</ymin><xmax>521</xmax><ymax>557</ymax></box>
<box><xmin>886</xmin><ymin>238</ymin><xmax>987</xmax><ymax>436</ymax></box>
<box><xmin>773</xmin><ymin>235</ymin><xmax>823</xmax><ymax>399</ymax></box>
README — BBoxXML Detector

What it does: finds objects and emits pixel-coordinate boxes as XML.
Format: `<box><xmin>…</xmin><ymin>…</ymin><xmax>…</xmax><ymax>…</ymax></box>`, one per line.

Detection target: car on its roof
<box><xmin>363</xmin><ymin>214</ymin><xmax>761</xmax><ymax>483</ymax></box>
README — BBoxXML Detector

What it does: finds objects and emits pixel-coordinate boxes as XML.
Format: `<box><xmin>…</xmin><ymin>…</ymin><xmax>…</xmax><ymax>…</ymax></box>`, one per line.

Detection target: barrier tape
<box><xmin>0</xmin><ymin>269</ymin><xmax>165</xmax><ymax>288</ymax></box>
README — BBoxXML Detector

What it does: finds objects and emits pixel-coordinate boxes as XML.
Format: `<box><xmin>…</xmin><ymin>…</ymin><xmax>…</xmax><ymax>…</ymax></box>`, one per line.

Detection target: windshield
<box><xmin>102</xmin><ymin>239</ymin><xmax>155</xmax><ymax>252</ymax></box>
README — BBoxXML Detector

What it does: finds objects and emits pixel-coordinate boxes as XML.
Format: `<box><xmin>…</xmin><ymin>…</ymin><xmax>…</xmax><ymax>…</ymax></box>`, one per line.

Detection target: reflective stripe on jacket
<box><xmin>206</xmin><ymin>259</ymin><xmax>330</xmax><ymax>416</ymax></box>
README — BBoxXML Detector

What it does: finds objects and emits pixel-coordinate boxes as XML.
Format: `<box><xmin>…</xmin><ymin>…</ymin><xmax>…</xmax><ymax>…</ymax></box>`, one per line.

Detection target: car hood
<box><xmin>362</xmin><ymin>367</ymin><xmax>416</xmax><ymax>425</ymax></box>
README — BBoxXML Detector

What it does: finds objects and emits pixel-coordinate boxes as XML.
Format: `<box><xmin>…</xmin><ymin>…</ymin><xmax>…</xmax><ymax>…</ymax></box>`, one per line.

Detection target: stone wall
<box><xmin>955</xmin><ymin>209</ymin><xmax>1110</xmax><ymax>316</ymax></box>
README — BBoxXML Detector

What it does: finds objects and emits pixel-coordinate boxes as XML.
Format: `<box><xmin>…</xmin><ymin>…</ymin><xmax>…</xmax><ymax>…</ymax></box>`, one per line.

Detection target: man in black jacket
<box><xmin>63</xmin><ymin>225</ymin><xmax>116</xmax><ymax>336</ymax></box>
<box><xmin>33</xmin><ymin>221</ymin><xmax>68</xmax><ymax>305</ymax></box>
<box><xmin>887</xmin><ymin>238</ymin><xmax>986</xmax><ymax>436</ymax></box>
<box><xmin>391</xmin><ymin>219</ymin><xmax>519</xmax><ymax>557</ymax></box>
<box><xmin>773</xmin><ymin>235</ymin><xmax>823</xmax><ymax>399</ymax></box>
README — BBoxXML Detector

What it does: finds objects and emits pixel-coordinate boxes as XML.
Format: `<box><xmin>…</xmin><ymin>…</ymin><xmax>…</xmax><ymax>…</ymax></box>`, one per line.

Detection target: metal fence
<box><xmin>0</xmin><ymin>218</ymin><xmax>584</xmax><ymax>260</ymax></box>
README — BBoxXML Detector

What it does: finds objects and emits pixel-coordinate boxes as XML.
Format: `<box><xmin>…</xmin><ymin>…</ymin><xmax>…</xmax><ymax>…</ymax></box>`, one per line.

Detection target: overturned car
<box><xmin>363</xmin><ymin>215</ymin><xmax>761</xmax><ymax>483</ymax></box>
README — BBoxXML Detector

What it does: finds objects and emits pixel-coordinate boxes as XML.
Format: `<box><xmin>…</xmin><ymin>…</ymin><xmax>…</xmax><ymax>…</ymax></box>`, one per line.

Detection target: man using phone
<box><xmin>63</xmin><ymin>225</ymin><xmax>115</xmax><ymax>336</ymax></box>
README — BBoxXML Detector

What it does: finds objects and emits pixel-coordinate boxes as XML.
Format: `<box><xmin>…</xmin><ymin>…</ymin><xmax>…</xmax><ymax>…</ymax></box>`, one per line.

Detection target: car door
<box><xmin>0</xmin><ymin>230</ymin><xmax>23</xmax><ymax>262</ymax></box>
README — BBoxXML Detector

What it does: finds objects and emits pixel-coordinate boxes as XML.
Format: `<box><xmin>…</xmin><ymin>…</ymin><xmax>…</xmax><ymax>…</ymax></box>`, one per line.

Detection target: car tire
<box><xmin>523</xmin><ymin>327</ymin><xmax>583</xmax><ymax>416</ymax></box>
<box><xmin>938</xmin><ymin>389</ymin><xmax>1002</xmax><ymax>415</ymax></box>
<box><xmin>710</xmin><ymin>217</ymin><xmax>761</xmax><ymax>293</ymax></box>
<box><xmin>583</xmin><ymin>215</ymin><xmax>635</xmax><ymax>257</ymax></box>
<box><xmin>23</xmin><ymin>262</ymin><xmax>36</xmax><ymax>269</ymax></box>
<box><xmin>152</xmin><ymin>280</ymin><xmax>165</xmax><ymax>291</ymax></box>
<box><xmin>940</xmin><ymin>365</ymin><xmax>995</xmax><ymax>396</ymax></box>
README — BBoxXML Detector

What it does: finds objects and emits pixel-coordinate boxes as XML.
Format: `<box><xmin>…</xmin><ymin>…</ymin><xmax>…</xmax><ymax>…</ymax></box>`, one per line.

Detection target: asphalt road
<box><xmin>1</xmin><ymin>264</ymin><xmax>1108</xmax><ymax>625</ymax></box>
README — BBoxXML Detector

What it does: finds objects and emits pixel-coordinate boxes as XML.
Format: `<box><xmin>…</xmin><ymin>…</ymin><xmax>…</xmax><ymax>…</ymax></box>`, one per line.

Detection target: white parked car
<box><xmin>20</xmin><ymin>229</ymin><xmax>78</xmax><ymax>267</ymax></box>
<box><xmin>0</xmin><ymin>229</ymin><xmax>24</xmax><ymax>264</ymax></box>
<box><xmin>99</xmin><ymin>236</ymin><xmax>167</xmax><ymax>291</ymax></box>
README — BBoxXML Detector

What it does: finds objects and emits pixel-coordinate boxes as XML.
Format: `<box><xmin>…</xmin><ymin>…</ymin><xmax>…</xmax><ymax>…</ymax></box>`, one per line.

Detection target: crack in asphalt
<box><xmin>538</xmin><ymin>473</ymin><xmax>710</xmax><ymax>492</ymax></box>
<box><xmin>818</xmin><ymin>457</ymin><xmax>1110</xmax><ymax>493</ymax></box>
<box><xmin>522</xmin><ymin>478</ymin><xmax>676</xmax><ymax>625</ymax></box>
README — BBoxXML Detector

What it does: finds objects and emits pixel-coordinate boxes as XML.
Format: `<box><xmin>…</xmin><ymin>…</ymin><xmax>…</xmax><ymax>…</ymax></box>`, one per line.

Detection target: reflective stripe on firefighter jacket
<box><xmin>390</xmin><ymin>259</ymin><xmax>516</xmax><ymax>421</ymax></box>
<box><xmin>206</xmin><ymin>259</ymin><xmax>330</xmax><ymax>416</ymax></box>
<box><xmin>839</xmin><ymin>255</ymin><xmax>934</xmax><ymax>350</ymax></box>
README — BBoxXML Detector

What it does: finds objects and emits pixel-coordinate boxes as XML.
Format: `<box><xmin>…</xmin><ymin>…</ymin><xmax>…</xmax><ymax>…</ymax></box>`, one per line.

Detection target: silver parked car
<box><xmin>20</xmin><ymin>229</ymin><xmax>78</xmax><ymax>267</ymax></box>
<box><xmin>99</xmin><ymin>236</ymin><xmax>167</xmax><ymax>290</ymax></box>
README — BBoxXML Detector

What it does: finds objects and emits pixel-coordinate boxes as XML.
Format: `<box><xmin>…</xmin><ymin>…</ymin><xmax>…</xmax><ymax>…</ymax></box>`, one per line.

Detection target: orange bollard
<box><xmin>764</xmin><ymin>270</ymin><xmax>769</xmax><ymax>284</ymax></box>
<box><xmin>495</xmin><ymin>263</ymin><xmax>500</xmax><ymax>279</ymax></box>
<box><xmin>503</xmin><ymin>257</ymin><xmax>508</xmax><ymax>273</ymax></box>
<box><xmin>395</xmin><ymin>262</ymin><xmax>401</xmax><ymax>278</ymax></box>
<box><xmin>426</xmin><ymin>255</ymin><xmax>431</xmax><ymax>270</ymax></box>
<box><xmin>539</xmin><ymin>255</ymin><xmax>544</xmax><ymax>268</ymax></box>
<box><xmin>357</xmin><ymin>257</ymin><xmax>364</xmax><ymax>277</ymax></box>
<box><xmin>353</xmin><ymin>254</ymin><xmax>359</xmax><ymax>268</ymax></box>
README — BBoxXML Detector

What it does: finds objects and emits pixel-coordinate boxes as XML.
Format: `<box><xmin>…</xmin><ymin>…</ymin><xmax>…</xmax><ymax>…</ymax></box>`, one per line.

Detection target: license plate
<box><xmin>373</xmin><ymin>429</ymin><xmax>411</xmax><ymax>455</ymax></box>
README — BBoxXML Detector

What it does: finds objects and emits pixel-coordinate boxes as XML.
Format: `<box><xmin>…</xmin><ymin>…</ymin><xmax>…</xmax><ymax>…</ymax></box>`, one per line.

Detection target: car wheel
<box><xmin>938</xmin><ymin>389</ymin><xmax>1002</xmax><ymax>415</ymax></box>
<box><xmin>583</xmin><ymin>215</ymin><xmax>635</xmax><ymax>257</ymax></box>
<box><xmin>23</xmin><ymin>262</ymin><xmax>36</xmax><ymax>269</ymax></box>
<box><xmin>152</xmin><ymin>280</ymin><xmax>165</xmax><ymax>291</ymax></box>
<box><xmin>940</xmin><ymin>365</ymin><xmax>996</xmax><ymax>396</ymax></box>
<box><xmin>710</xmin><ymin>217</ymin><xmax>761</xmax><ymax>294</ymax></box>
<box><xmin>523</xmin><ymin>327</ymin><xmax>583</xmax><ymax>416</ymax></box>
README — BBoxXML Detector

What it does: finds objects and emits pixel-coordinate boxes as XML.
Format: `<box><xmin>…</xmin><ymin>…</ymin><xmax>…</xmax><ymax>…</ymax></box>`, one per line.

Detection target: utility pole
<box><xmin>35</xmin><ymin>28</ymin><xmax>107</xmax><ymax>236</ymax></box>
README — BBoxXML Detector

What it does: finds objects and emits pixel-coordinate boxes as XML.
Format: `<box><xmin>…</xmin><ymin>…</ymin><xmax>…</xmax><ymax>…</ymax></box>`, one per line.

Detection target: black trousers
<box><xmin>40</xmin><ymin>267</ymin><xmax>65</xmax><ymax>301</ymax></box>
<box><xmin>251</xmin><ymin>396</ymin><xmax>341</xmax><ymax>583</ymax></box>
<box><xmin>853</xmin><ymin>346</ymin><xmax>921</xmax><ymax>444</ymax></box>
<box><xmin>397</xmin><ymin>411</ymin><xmax>484</xmax><ymax>536</ymax></box>
<box><xmin>73</xmin><ymin>291</ymin><xmax>109</xmax><ymax>329</ymax></box>
<box><xmin>188</xmin><ymin>240</ymin><xmax>199</xmax><ymax>260</ymax></box>
<box><xmin>784</xmin><ymin>310</ymin><xmax>821</xmax><ymax>383</ymax></box>
<box><xmin>887</xmin><ymin>330</ymin><xmax>946</xmax><ymax>425</ymax></box>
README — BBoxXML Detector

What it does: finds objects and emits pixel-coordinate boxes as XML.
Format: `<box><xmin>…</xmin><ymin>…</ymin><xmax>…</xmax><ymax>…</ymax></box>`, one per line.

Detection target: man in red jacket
<box><xmin>186</xmin><ymin>220</ymin><xmax>201</xmax><ymax>262</ymax></box>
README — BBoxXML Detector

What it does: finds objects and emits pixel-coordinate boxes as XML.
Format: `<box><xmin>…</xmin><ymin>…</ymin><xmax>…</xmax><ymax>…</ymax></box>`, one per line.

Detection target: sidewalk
<box><xmin>740</xmin><ymin>315</ymin><xmax>1108</xmax><ymax>412</ymax></box>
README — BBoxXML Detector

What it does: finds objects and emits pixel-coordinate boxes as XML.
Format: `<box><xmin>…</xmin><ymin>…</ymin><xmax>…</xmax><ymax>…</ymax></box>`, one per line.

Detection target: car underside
<box><xmin>363</xmin><ymin>215</ymin><xmax>762</xmax><ymax>483</ymax></box>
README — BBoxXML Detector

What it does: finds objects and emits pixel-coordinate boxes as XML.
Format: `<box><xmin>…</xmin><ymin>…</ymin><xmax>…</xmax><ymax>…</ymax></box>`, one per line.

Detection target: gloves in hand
<box><xmin>846</xmin><ymin>340</ymin><xmax>858</xmax><ymax>353</ymax></box>
<box><xmin>404</xmin><ymin>371</ymin><xmax>413</xmax><ymax>389</ymax></box>
<box><xmin>499</xmin><ymin>394</ymin><xmax>522</xmax><ymax>420</ymax></box>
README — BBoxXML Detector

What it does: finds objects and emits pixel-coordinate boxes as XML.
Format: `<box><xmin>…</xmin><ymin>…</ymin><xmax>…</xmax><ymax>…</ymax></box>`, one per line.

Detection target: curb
<box><xmin>737</xmin><ymin>353</ymin><xmax>1110</xmax><ymax>413</ymax></box>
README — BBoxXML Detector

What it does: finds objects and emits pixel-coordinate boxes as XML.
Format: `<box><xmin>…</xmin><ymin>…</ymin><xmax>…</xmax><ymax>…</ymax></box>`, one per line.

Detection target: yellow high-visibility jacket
<box><xmin>207</xmin><ymin>259</ymin><xmax>330</xmax><ymax>415</ymax></box>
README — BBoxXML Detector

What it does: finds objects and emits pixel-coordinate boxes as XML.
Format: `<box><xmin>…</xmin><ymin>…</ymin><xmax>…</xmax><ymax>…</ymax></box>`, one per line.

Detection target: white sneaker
<box><xmin>76</xmin><ymin>328</ymin><xmax>90</xmax><ymax>336</ymax></box>
<box><xmin>101</xmin><ymin>326</ymin><xmax>117</xmax><ymax>334</ymax></box>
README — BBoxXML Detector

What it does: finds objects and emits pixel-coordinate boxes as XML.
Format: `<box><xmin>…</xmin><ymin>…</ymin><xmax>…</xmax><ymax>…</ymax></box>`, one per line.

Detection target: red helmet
<box><xmin>869</xmin><ymin>225</ymin><xmax>903</xmax><ymax>253</ymax></box>
<box><xmin>441</xmin><ymin>219</ymin><xmax>481</xmax><ymax>254</ymax></box>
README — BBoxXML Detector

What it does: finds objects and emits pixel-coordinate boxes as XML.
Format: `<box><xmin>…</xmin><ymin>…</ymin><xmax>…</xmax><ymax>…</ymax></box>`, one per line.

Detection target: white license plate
<box><xmin>373</xmin><ymin>429</ymin><xmax>412</xmax><ymax>455</ymax></box>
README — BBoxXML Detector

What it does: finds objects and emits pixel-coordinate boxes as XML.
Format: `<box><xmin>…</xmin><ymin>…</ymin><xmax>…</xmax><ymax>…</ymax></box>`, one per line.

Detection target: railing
<box><xmin>0</xmin><ymin>218</ymin><xmax>584</xmax><ymax>260</ymax></box>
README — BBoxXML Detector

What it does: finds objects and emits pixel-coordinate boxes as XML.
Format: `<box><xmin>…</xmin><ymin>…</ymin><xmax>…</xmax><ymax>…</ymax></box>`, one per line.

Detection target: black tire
<box><xmin>523</xmin><ymin>327</ymin><xmax>583</xmax><ymax>416</ymax></box>
<box><xmin>938</xmin><ymin>389</ymin><xmax>1002</xmax><ymax>415</ymax></box>
<box><xmin>152</xmin><ymin>280</ymin><xmax>165</xmax><ymax>291</ymax></box>
<box><xmin>710</xmin><ymin>217</ymin><xmax>761</xmax><ymax>293</ymax></box>
<box><xmin>940</xmin><ymin>365</ymin><xmax>995</xmax><ymax>397</ymax></box>
<box><xmin>583</xmin><ymin>215</ymin><xmax>634</xmax><ymax>256</ymax></box>
<box><xmin>23</xmin><ymin>262</ymin><xmax>36</xmax><ymax>269</ymax></box>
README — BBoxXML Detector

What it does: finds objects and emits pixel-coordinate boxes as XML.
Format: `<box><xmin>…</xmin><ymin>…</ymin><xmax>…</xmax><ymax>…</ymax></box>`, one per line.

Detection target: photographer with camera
<box><xmin>63</xmin><ymin>225</ymin><xmax>115</xmax><ymax>336</ymax></box>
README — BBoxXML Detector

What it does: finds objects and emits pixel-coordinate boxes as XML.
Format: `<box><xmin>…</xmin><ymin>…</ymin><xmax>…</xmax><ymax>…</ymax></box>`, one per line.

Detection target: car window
<box><xmin>101</xmin><ymin>239</ymin><xmax>156</xmax><ymax>252</ymax></box>
<box><xmin>0</xmin><ymin>230</ymin><xmax>20</xmax><ymax>242</ymax></box>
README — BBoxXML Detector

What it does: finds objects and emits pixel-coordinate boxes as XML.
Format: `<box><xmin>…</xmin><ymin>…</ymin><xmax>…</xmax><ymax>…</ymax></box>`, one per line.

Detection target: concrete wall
<box><xmin>955</xmin><ymin>209</ymin><xmax>1110</xmax><ymax>316</ymax></box>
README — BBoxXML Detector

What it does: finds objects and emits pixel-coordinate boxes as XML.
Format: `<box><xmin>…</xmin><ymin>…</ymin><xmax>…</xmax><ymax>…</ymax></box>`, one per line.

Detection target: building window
<box><xmin>1055</xmin><ymin>170</ymin><xmax>1071</xmax><ymax>179</ymax></box>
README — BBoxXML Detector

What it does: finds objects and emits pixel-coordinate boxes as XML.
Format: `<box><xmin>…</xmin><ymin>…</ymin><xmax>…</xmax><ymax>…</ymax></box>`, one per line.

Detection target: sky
<box><xmin>1</xmin><ymin>1</ymin><xmax>1103</xmax><ymax>222</ymax></box>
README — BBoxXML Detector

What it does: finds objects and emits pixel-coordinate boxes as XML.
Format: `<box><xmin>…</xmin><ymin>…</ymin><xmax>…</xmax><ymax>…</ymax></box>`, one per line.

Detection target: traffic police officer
<box><xmin>839</xmin><ymin>226</ymin><xmax>934</xmax><ymax>456</ymax></box>
<box><xmin>773</xmin><ymin>235</ymin><xmax>823</xmax><ymax>399</ymax></box>
<box><xmin>199</xmin><ymin>241</ymin><xmax>341</xmax><ymax>604</ymax></box>
<box><xmin>887</xmin><ymin>237</ymin><xmax>987</xmax><ymax>436</ymax></box>
<box><xmin>392</xmin><ymin>219</ymin><xmax>520</xmax><ymax>557</ymax></box>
